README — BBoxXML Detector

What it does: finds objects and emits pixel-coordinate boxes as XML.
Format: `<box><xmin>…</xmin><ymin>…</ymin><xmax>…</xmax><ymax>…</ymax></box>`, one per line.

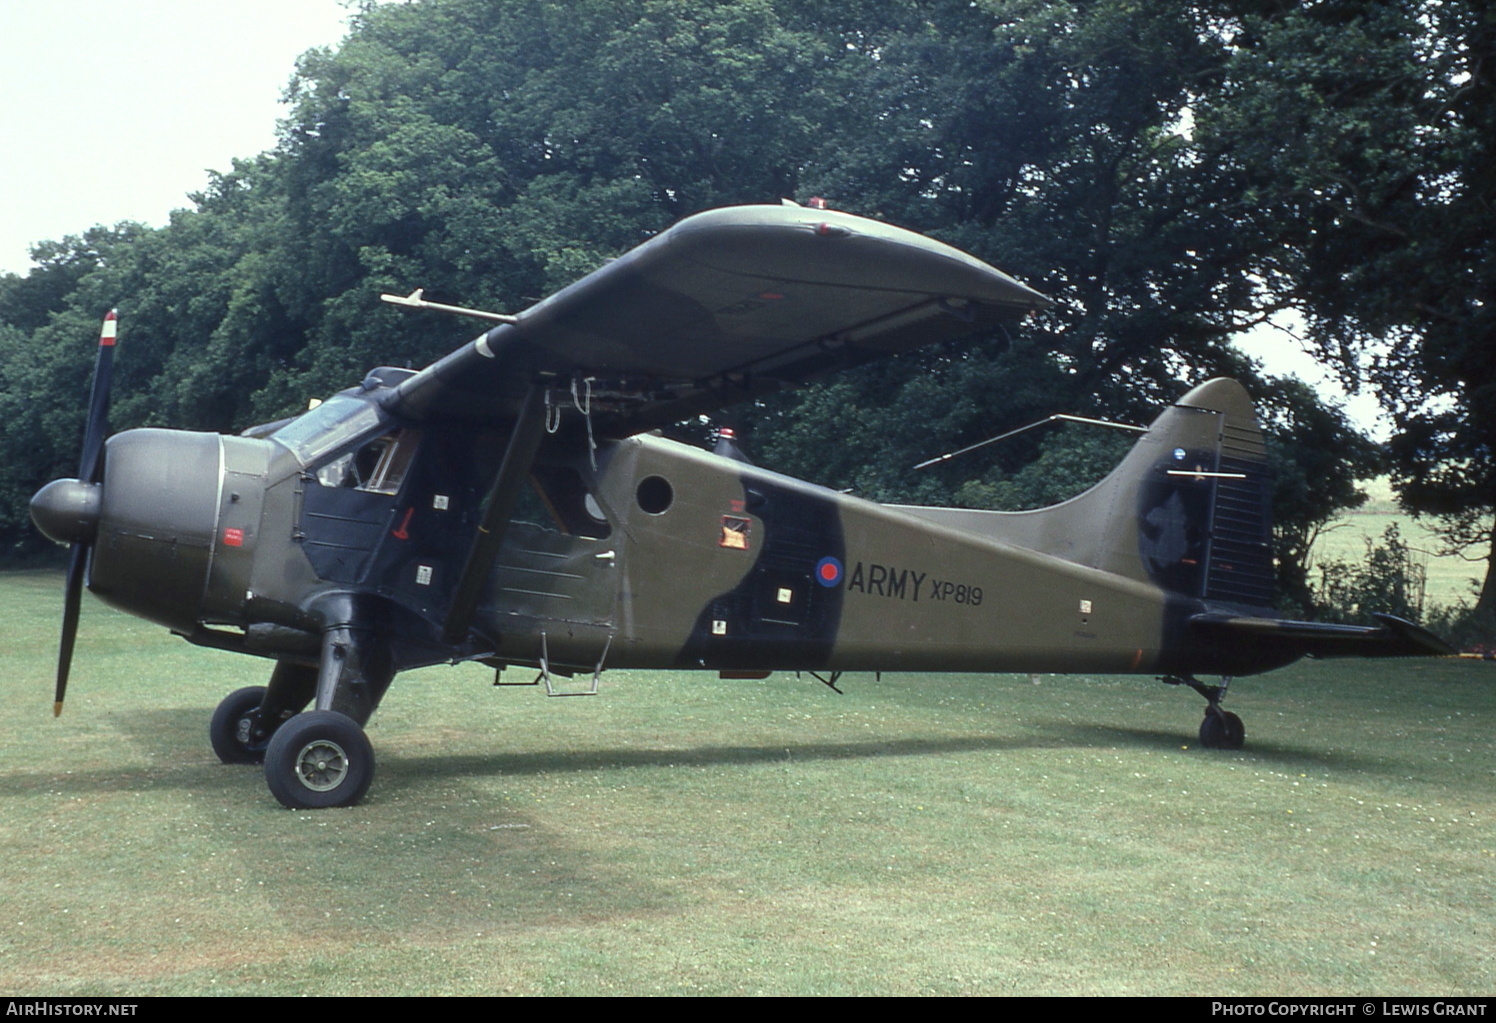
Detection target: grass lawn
<box><xmin>1</xmin><ymin>569</ymin><xmax>1492</xmax><ymax>995</ymax></box>
<box><xmin>1309</xmin><ymin>478</ymin><xmax>1486</xmax><ymax>611</ymax></box>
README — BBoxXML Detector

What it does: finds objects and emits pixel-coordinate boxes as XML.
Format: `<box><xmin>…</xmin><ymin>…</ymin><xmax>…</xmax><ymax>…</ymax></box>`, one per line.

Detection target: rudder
<box><xmin>1133</xmin><ymin>378</ymin><xmax>1275</xmax><ymax>607</ymax></box>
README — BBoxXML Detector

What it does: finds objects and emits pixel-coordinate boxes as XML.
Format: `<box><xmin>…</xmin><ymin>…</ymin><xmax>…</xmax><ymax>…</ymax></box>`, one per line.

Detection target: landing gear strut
<box><xmin>1161</xmin><ymin>674</ymin><xmax>1246</xmax><ymax>750</ymax></box>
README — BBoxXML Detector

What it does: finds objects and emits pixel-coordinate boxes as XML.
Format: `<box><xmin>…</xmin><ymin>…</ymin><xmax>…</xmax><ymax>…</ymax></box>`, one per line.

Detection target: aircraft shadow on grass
<box><xmin>0</xmin><ymin>707</ymin><xmax>1388</xmax><ymax>803</ymax></box>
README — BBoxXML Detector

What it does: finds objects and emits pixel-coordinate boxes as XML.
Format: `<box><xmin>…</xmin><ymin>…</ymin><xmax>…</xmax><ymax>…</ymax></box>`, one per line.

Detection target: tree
<box><xmin>0</xmin><ymin>0</ymin><xmax>1384</xmax><ymax>579</ymax></box>
<box><xmin>1195</xmin><ymin>0</ymin><xmax>1496</xmax><ymax>634</ymax></box>
<box><xmin>1255</xmin><ymin>378</ymin><xmax>1384</xmax><ymax>615</ymax></box>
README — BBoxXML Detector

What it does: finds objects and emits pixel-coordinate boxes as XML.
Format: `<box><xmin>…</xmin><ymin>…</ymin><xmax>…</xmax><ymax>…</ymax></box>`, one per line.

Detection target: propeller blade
<box><xmin>54</xmin><ymin>309</ymin><xmax>118</xmax><ymax>716</ymax></box>
<box><xmin>78</xmin><ymin>309</ymin><xmax>118</xmax><ymax>483</ymax></box>
<box><xmin>55</xmin><ymin>544</ymin><xmax>87</xmax><ymax>716</ymax></box>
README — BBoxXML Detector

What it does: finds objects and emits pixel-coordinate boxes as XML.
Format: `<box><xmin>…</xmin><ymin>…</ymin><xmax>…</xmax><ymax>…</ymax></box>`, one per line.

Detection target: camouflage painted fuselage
<box><xmin>478</xmin><ymin>377</ymin><xmax>1281</xmax><ymax>679</ymax></box>
<box><xmin>85</xmin><ymin>377</ymin><xmax>1288</xmax><ymax>684</ymax></box>
<box><xmin>496</xmin><ymin>433</ymin><xmax>1181</xmax><ymax>677</ymax></box>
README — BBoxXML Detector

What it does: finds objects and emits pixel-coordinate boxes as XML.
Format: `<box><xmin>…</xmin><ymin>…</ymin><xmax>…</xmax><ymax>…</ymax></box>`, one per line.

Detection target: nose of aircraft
<box><xmin>33</xmin><ymin>428</ymin><xmax>227</xmax><ymax>635</ymax></box>
<box><xmin>30</xmin><ymin>478</ymin><xmax>102</xmax><ymax>546</ymax></box>
<box><xmin>31</xmin><ymin>428</ymin><xmax>225</xmax><ymax>714</ymax></box>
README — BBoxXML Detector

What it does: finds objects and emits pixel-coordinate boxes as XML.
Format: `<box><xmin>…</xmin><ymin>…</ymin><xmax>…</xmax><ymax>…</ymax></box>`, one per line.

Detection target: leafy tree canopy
<box><xmin>1195</xmin><ymin>0</ymin><xmax>1496</xmax><ymax>620</ymax></box>
<box><xmin>5</xmin><ymin>0</ymin><xmax>1477</xmax><ymax>630</ymax></box>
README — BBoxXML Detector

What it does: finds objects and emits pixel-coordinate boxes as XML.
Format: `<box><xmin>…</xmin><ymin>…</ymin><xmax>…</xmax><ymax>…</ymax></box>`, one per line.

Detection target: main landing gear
<box><xmin>210</xmin><ymin>627</ymin><xmax>389</xmax><ymax>809</ymax></box>
<box><xmin>1161</xmin><ymin>674</ymin><xmax>1246</xmax><ymax>750</ymax></box>
<box><xmin>211</xmin><ymin>685</ymin><xmax>374</xmax><ymax>807</ymax></box>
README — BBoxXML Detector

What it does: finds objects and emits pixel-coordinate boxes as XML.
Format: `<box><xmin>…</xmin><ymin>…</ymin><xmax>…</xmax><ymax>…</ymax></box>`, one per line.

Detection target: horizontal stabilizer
<box><xmin>1188</xmin><ymin>611</ymin><xmax>1457</xmax><ymax>660</ymax></box>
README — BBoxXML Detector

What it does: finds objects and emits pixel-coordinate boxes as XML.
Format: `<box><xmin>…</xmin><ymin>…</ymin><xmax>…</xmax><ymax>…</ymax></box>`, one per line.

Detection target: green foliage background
<box><xmin>2</xmin><ymin>0</ymin><xmax>1490</xmax><ymax>627</ymax></box>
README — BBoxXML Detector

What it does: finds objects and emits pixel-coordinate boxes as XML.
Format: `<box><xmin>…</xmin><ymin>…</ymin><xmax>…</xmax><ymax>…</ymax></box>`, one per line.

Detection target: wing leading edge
<box><xmin>386</xmin><ymin>204</ymin><xmax>1049</xmax><ymax>432</ymax></box>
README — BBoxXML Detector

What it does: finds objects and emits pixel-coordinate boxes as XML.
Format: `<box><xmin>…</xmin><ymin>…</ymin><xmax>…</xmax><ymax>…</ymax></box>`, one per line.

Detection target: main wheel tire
<box><xmin>263</xmin><ymin>710</ymin><xmax>375</xmax><ymax>809</ymax></box>
<box><xmin>210</xmin><ymin>686</ymin><xmax>273</xmax><ymax>765</ymax></box>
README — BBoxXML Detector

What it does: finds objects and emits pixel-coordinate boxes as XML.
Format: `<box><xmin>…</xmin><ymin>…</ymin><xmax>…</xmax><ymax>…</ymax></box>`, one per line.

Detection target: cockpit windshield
<box><xmin>269</xmin><ymin>395</ymin><xmax>387</xmax><ymax>467</ymax></box>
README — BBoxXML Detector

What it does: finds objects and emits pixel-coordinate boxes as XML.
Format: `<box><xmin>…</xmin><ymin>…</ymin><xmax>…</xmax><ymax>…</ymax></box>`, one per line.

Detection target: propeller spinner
<box><xmin>30</xmin><ymin>310</ymin><xmax>117</xmax><ymax>715</ymax></box>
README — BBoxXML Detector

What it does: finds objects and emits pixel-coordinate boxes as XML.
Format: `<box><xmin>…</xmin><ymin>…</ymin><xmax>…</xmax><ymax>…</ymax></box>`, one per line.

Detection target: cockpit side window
<box><xmin>314</xmin><ymin>429</ymin><xmax>420</xmax><ymax>495</ymax></box>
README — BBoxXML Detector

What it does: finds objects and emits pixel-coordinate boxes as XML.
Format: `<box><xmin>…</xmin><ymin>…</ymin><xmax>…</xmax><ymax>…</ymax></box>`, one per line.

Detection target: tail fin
<box><xmin>910</xmin><ymin>378</ymin><xmax>1277</xmax><ymax>607</ymax></box>
<box><xmin>1119</xmin><ymin>377</ymin><xmax>1276</xmax><ymax>606</ymax></box>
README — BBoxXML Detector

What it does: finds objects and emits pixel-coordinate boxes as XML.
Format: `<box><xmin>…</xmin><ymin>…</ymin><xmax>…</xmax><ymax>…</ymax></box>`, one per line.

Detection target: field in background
<box><xmin>1307</xmin><ymin>478</ymin><xmax>1484</xmax><ymax>611</ymax></box>
<box><xmin>1</xmin><ymin>570</ymin><xmax>1491</xmax><ymax>995</ymax></box>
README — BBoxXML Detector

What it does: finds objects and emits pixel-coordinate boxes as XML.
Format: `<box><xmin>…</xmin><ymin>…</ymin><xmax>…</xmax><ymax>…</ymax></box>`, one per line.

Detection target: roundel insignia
<box><xmin>814</xmin><ymin>556</ymin><xmax>844</xmax><ymax>587</ymax></box>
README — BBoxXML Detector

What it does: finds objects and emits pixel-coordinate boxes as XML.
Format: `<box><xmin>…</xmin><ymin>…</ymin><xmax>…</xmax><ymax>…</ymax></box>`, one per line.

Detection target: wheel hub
<box><xmin>294</xmin><ymin>739</ymin><xmax>350</xmax><ymax>792</ymax></box>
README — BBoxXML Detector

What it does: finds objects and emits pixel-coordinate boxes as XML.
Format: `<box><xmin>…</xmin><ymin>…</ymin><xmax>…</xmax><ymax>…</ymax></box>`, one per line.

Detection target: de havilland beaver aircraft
<box><xmin>30</xmin><ymin>203</ymin><xmax>1453</xmax><ymax>809</ymax></box>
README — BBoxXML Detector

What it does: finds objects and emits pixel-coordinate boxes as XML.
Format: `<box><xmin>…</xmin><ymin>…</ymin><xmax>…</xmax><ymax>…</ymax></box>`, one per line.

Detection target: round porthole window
<box><xmin>636</xmin><ymin>475</ymin><xmax>673</xmax><ymax>514</ymax></box>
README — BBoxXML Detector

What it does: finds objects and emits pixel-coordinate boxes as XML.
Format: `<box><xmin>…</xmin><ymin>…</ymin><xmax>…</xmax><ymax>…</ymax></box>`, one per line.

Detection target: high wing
<box><xmin>384</xmin><ymin>204</ymin><xmax>1049</xmax><ymax>433</ymax></box>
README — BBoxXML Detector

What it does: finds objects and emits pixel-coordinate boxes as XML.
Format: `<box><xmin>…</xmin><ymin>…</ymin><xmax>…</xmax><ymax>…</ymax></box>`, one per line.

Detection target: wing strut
<box><xmin>441</xmin><ymin>383</ymin><xmax>549</xmax><ymax>647</ymax></box>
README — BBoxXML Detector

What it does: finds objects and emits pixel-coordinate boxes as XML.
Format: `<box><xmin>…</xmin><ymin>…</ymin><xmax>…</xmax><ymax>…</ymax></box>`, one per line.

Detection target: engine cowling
<box><xmin>85</xmin><ymin>429</ymin><xmax>224</xmax><ymax>632</ymax></box>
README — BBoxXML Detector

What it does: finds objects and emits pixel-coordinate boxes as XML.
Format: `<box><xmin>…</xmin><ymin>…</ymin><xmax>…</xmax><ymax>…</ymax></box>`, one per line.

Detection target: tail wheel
<box><xmin>1199</xmin><ymin>709</ymin><xmax>1245</xmax><ymax>750</ymax></box>
<box><xmin>264</xmin><ymin>710</ymin><xmax>375</xmax><ymax>809</ymax></box>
